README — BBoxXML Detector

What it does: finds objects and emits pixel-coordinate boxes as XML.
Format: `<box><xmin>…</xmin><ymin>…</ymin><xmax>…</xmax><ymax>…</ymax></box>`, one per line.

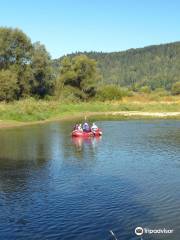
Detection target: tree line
<box><xmin>0</xmin><ymin>27</ymin><xmax>54</xmax><ymax>101</ymax></box>
<box><xmin>0</xmin><ymin>27</ymin><xmax>180</xmax><ymax>102</ymax></box>
<box><xmin>0</xmin><ymin>27</ymin><xmax>102</xmax><ymax>101</ymax></box>
<box><xmin>57</xmin><ymin>42</ymin><xmax>180</xmax><ymax>91</ymax></box>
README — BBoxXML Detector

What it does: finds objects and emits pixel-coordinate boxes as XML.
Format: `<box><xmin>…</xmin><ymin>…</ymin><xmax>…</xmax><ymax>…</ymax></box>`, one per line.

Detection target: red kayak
<box><xmin>72</xmin><ymin>129</ymin><xmax>102</xmax><ymax>137</ymax></box>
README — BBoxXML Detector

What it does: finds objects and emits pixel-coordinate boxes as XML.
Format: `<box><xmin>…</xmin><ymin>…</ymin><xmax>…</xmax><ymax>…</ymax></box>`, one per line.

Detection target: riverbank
<box><xmin>0</xmin><ymin>98</ymin><xmax>180</xmax><ymax>129</ymax></box>
<box><xmin>2</xmin><ymin>111</ymin><xmax>180</xmax><ymax>129</ymax></box>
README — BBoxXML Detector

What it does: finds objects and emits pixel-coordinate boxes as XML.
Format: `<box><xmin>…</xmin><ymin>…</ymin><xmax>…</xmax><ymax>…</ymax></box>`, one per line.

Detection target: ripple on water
<box><xmin>0</xmin><ymin>120</ymin><xmax>179</xmax><ymax>239</ymax></box>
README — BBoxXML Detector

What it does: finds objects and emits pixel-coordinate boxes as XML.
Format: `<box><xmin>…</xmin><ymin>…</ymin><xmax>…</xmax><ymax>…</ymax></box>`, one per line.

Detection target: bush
<box><xmin>0</xmin><ymin>69</ymin><xmax>19</xmax><ymax>101</ymax></box>
<box><xmin>120</xmin><ymin>87</ymin><xmax>134</xmax><ymax>97</ymax></box>
<box><xmin>139</xmin><ymin>86</ymin><xmax>151</xmax><ymax>94</ymax></box>
<box><xmin>96</xmin><ymin>85</ymin><xmax>123</xmax><ymax>101</ymax></box>
<box><xmin>171</xmin><ymin>82</ymin><xmax>180</xmax><ymax>95</ymax></box>
<box><xmin>60</xmin><ymin>86</ymin><xmax>82</xmax><ymax>102</ymax></box>
<box><xmin>153</xmin><ymin>88</ymin><xmax>169</xmax><ymax>97</ymax></box>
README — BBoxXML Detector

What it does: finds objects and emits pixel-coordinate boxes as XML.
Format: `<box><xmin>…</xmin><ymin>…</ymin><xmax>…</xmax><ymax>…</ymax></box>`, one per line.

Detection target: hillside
<box><xmin>53</xmin><ymin>42</ymin><xmax>180</xmax><ymax>90</ymax></box>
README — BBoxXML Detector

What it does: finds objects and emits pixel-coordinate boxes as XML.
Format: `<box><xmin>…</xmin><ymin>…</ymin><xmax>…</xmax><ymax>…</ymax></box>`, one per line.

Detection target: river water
<box><xmin>0</xmin><ymin>120</ymin><xmax>179</xmax><ymax>240</ymax></box>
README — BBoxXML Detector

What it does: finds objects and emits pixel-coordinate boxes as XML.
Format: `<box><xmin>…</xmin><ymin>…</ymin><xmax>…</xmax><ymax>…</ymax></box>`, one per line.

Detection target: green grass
<box><xmin>0</xmin><ymin>98</ymin><xmax>180</xmax><ymax>123</ymax></box>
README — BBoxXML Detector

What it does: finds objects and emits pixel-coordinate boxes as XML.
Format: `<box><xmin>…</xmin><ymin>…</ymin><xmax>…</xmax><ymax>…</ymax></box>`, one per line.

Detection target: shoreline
<box><xmin>0</xmin><ymin>111</ymin><xmax>180</xmax><ymax>130</ymax></box>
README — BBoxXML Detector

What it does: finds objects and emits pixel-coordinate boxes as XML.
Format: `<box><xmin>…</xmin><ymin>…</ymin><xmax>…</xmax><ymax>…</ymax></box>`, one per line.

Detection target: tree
<box><xmin>0</xmin><ymin>28</ymin><xmax>55</xmax><ymax>100</ymax></box>
<box><xmin>171</xmin><ymin>82</ymin><xmax>180</xmax><ymax>95</ymax></box>
<box><xmin>17</xmin><ymin>64</ymin><xmax>34</xmax><ymax>97</ymax></box>
<box><xmin>31</xmin><ymin>42</ymin><xmax>54</xmax><ymax>97</ymax></box>
<box><xmin>0</xmin><ymin>69</ymin><xmax>19</xmax><ymax>101</ymax></box>
<box><xmin>0</xmin><ymin>27</ymin><xmax>32</xmax><ymax>70</ymax></box>
<box><xmin>54</xmin><ymin>60</ymin><xmax>74</xmax><ymax>99</ymax></box>
<box><xmin>32</xmin><ymin>42</ymin><xmax>53</xmax><ymax>97</ymax></box>
<box><xmin>53</xmin><ymin>42</ymin><xmax>180</xmax><ymax>91</ymax></box>
<box><xmin>0</xmin><ymin>27</ymin><xmax>33</xmax><ymax>98</ymax></box>
<box><xmin>56</xmin><ymin>55</ymin><xmax>101</xmax><ymax>100</ymax></box>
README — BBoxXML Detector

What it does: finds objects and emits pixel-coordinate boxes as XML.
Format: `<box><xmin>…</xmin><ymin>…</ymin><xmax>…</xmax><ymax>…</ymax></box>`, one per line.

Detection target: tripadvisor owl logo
<box><xmin>135</xmin><ymin>226</ymin><xmax>174</xmax><ymax>236</ymax></box>
<box><xmin>135</xmin><ymin>226</ymin><xmax>144</xmax><ymax>236</ymax></box>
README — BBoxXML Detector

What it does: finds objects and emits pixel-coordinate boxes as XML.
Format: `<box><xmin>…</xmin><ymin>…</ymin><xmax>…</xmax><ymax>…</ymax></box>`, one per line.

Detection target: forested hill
<box><xmin>1</xmin><ymin>27</ymin><xmax>180</xmax><ymax>102</ymax></box>
<box><xmin>54</xmin><ymin>41</ymin><xmax>180</xmax><ymax>90</ymax></box>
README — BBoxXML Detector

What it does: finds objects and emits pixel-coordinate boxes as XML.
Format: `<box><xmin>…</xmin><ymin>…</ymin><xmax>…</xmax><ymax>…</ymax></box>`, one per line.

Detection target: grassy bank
<box><xmin>0</xmin><ymin>95</ymin><xmax>180</xmax><ymax>126</ymax></box>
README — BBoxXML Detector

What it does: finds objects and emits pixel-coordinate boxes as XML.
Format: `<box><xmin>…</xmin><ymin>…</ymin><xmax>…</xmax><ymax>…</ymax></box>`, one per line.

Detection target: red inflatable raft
<box><xmin>72</xmin><ymin>129</ymin><xmax>102</xmax><ymax>137</ymax></box>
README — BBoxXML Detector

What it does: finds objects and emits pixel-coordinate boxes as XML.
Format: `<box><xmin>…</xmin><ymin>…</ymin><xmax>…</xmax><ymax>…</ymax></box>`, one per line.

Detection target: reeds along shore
<box><xmin>0</xmin><ymin>94</ymin><xmax>180</xmax><ymax>127</ymax></box>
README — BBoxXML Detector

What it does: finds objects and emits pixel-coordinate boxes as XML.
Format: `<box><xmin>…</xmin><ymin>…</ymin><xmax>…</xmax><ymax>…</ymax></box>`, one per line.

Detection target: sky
<box><xmin>1</xmin><ymin>0</ymin><xmax>180</xmax><ymax>58</ymax></box>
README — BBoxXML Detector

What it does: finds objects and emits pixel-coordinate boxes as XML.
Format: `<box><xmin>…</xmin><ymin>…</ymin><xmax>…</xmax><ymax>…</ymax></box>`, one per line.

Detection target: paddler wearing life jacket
<box><xmin>73</xmin><ymin>124</ymin><xmax>79</xmax><ymax>130</ymax></box>
<box><xmin>73</xmin><ymin>123</ymin><xmax>83</xmax><ymax>131</ymax></box>
<box><xmin>91</xmin><ymin>122</ymin><xmax>98</xmax><ymax>132</ymax></box>
<box><xmin>78</xmin><ymin>123</ymin><xmax>83</xmax><ymax>131</ymax></box>
<box><xmin>82</xmin><ymin>122</ymin><xmax>91</xmax><ymax>132</ymax></box>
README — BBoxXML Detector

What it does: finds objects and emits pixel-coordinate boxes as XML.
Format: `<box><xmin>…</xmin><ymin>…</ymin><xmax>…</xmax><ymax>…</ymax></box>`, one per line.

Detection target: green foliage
<box><xmin>31</xmin><ymin>42</ymin><xmax>54</xmax><ymax>97</ymax></box>
<box><xmin>0</xmin><ymin>27</ymin><xmax>32</xmax><ymax>69</ymax></box>
<box><xmin>0</xmin><ymin>27</ymin><xmax>34</xmax><ymax>98</ymax></box>
<box><xmin>139</xmin><ymin>86</ymin><xmax>151</xmax><ymax>94</ymax></box>
<box><xmin>120</xmin><ymin>87</ymin><xmax>134</xmax><ymax>97</ymax></box>
<box><xmin>1</xmin><ymin>99</ymin><xmax>180</xmax><ymax>123</ymax></box>
<box><xmin>54</xmin><ymin>42</ymin><xmax>180</xmax><ymax>90</ymax></box>
<box><xmin>0</xmin><ymin>27</ymin><xmax>179</xmax><ymax>102</ymax></box>
<box><xmin>171</xmin><ymin>82</ymin><xmax>180</xmax><ymax>95</ymax></box>
<box><xmin>55</xmin><ymin>55</ymin><xmax>101</xmax><ymax>100</ymax></box>
<box><xmin>0</xmin><ymin>69</ymin><xmax>18</xmax><ymax>101</ymax></box>
<box><xmin>0</xmin><ymin>27</ymin><xmax>54</xmax><ymax>100</ymax></box>
<box><xmin>96</xmin><ymin>85</ymin><xmax>123</xmax><ymax>101</ymax></box>
<box><xmin>60</xmin><ymin>86</ymin><xmax>82</xmax><ymax>102</ymax></box>
<box><xmin>153</xmin><ymin>88</ymin><xmax>169</xmax><ymax>96</ymax></box>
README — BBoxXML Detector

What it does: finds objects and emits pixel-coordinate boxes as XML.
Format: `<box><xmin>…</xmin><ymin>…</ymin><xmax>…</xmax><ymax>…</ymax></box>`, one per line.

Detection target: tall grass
<box><xmin>0</xmin><ymin>95</ymin><xmax>180</xmax><ymax>122</ymax></box>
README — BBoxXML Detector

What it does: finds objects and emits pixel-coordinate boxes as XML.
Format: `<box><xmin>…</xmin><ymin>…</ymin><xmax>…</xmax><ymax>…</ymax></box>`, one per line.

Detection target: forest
<box><xmin>0</xmin><ymin>27</ymin><xmax>180</xmax><ymax>102</ymax></box>
<box><xmin>55</xmin><ymin>42</ymin><xmax>180</xmax><ymax>91</ymax></box>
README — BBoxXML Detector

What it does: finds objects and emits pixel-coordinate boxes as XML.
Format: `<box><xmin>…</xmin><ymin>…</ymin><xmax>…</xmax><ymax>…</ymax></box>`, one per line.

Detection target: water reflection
<box><xmin>0</xmin><ymin>126</ymin><xmax>54</xmax><ymax>170</ymax></box>
<box><xmin>0</xmin><ymin>120</ymin><xmax>180</xmax><ymax>240</ymax></box>
<box><xmin>71</xmin><ymin>136</ymin><xmax>102</xmax><ymax>152</ymax></box>
<box><xmin>0</xmin><ymin>124</ymin><xmax>62</xmax><ymax>194</ymax></box>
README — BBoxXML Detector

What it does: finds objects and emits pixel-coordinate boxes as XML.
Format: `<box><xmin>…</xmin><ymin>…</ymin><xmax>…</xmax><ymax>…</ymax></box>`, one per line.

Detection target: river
<box><xmin>0</xmin><ymin>120</ymin><xmax>179</xmax><ymax>240</ymax></box>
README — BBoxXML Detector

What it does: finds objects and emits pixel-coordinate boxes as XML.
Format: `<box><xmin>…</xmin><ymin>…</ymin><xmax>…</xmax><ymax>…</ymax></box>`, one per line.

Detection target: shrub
<box><xmin>0</xmin><ymin>69</ymin><xmax>19</xmax><ymax>101</ymax></box>
<box><xmin>139</xmin><ymin>86</ymin><xmax>151</xmax><ymax>94</ymax></box>
<box><xmin>60</xmin><ymin>86</ymin><xmax>82</xmax><ymax>102</ymax></box>
<box><xmin>171</xmin><ymin>82</ymin><xmax>180</xmax><ymax>95</ymax></box>
<box><xmin>153</xmin><ymin>88</ymin><xmax>169</xmax><ymax>97</ymax></box>
<box><xmin>96</xmin><ymin>85</ymin><xmax>123</xmax><ymax>101</ymax></box>
<box><xmin>120</xmin><ymin>87</ymin><xmax>134</xmax><ymax>97</ymax></box>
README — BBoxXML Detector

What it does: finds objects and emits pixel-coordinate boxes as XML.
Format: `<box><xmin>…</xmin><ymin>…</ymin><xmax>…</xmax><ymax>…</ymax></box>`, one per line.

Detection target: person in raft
<box><xmin>82</xmin><ymin>122</ymin><xmax>91</xmax><ymax>132</ymax></box>
<box><xmin>91</xmin><ymin>122</ymin><xmax>98</xmax><ymax>132</ymax></box>
<box><xmin>73</xmin><ymin>124</ymin><xmax>79</xmax><ymax>130</ymax></box>
<box><xmin>78</xmin><ymin>123</ymin><xmax>83</xmax><ymax>131</ymax></box>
